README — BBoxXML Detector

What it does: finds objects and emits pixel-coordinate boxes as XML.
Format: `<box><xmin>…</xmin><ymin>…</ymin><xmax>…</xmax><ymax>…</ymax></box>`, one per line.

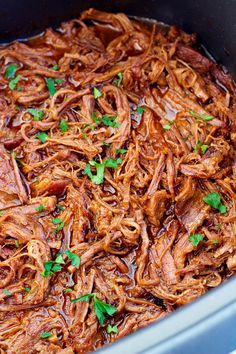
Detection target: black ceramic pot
<box><xmin>1</xmin><ymin>1</ymin><xmax>236</xmax><ymax>353</ymax></box>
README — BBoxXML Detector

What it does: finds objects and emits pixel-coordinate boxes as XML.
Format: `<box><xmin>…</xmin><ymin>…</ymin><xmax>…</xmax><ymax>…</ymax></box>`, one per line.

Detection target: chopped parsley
<box><xmin>70</xmin><ymin>293</ymin><xmax>117</xmax><ymax>325</ymax></box>
<box><xmin>15</xmin><ymin>240</ymin><xmax>19</xmax><ymax>248</ymax></box>
<box><xmin>24</xmin><ymin>287</ymin><xmax>31</xmax><ymax>292</ymax></box>
<box><xmin>65</xmin><ymin>250</ymin><xmax>80</xmax><ymax>267</ymax></box>
<box><xmin>136</xmin><ymin>106</ymin><xmax>145</xmax><ymax>115</ymax></box>
<box><xmin>203</xmin><ymin>192</ymin><xmax>226</xmax><ymax>214</ymax></box>
<box><xmin>55</xmin><ymin>78</ymin><xmax>63</xmax><ymax>85</ymax></box>
<box><xmin>189</xmin><ymin>233</ymin><xmax>204</xmax><ymax>247</ymax></box>
<box><xmin>59</xmin><ymin>119</ymin><xmax>68</xmax><ymax>133</ymax></box>
<box><xmin>106</xmin><ymin>324</ymin><xmax>118</xmax><ymax>334</ymax></box>
<box><xmin>212</xmin><ymin>239</ymin><xmax>219</xmax><ymax>245</ymax></box>
<box><xmin>116</xmin><ymin>148</ymin><xmax>127</xmax><ymax>154</ymax></box>
<box><xmin>27</xmin><ymin>108</ymin><xmax>44</xmax><ymax>121</ymax></box>
<box><xmin>9</xmin><ymin>75</ymin><xmax>21</xmax><ymax>90</ymax></box>
<box><xmin>45</xmin><ymin>78</ymin><xmax>56</xmax><ymax>96</ymax></box>
<box><xmin>82</xmin><ymin>124</ymin><xmax>95</xmax><ymax>132</ymax></box>
<box><xmin>83</xmin><ymin>158</ymin><xmax>122</xmax><ymax>185</ymax></box>
<box><xmin>92</xmin><ymin>113</ymin><xmax>120</xmax><ymax>128</ymax></box>
<box><xmin>40</xmin><ymin>332</ymin><xmax>53</xmax><ymax>339</ymax></box>
<box><xmin>3</xmin><ymin>289</ymin><xmax>12</xmax><ymax>296</ymax></box>
<box><xmin>41</xmin><ymin>253</ymin><xmax>65</xmax><ymax>277</ymax></box>
<box><xmin>113</xmin><ymin>72</ymin><xmax>123</xmax><ymax>87</ymax></box>
<box><xmin>5</xmin><ymin>64</ymin><xmax>18</xmax><ymax>79</ymax></box>
<box><xmin>0</xmin><ymin>210</ymin><xmax>5</xmax><ymax>215</ymax></box>
<box><xmin>201</xmin><ymin>144</ymin><xmax>209</xmax><ymax>154</ymax></box>
<box><xmin>56</xmin><ymin>204</ymin><xmax>65</xmax><ymax>211</ymax></box>
<box><xmin>52</xmin><ymin>217</ymin><xmax>63</xmax><ymax>225</ymax></box>
<box><xmin>64</xmin><ymin>287</ymin><xmax>73</xmax><ymax>293</ymax></box>
<box><xmin>189</xmin><ymin>110</ymin><xmax>214</xmax><ymax>121</ymax></box>
<box><xmin>93</xmin><ymin>87</ymin><xmax>103</xmax><ymax>99</ymax></box>
<box><xmin>35</xmin><ymin>204</ymin><xmax>44</xmax><ymax>212</ymax></box>
<box><xmin>163</xmin><ymin>120</ymin><xmax>174</xmax><ymax>131</ymax></box>
<box><xmin>36</xmin><ymin>132</ymin><xmax>48</xmax><ymax>143</ymax></box>
<box><xmin>52</xmin><ymin>64</ymin><xmax>59</xmax><ymax>71</ymax></box>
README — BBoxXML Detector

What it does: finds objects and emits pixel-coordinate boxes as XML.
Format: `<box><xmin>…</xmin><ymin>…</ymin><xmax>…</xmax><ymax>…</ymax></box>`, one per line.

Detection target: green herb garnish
<box><xmin>56</xmin><ymin>204</ymin><xmax>65</xmax><ymax>211</ymax></box>
<box><xmin>106</xmin><ymin>324</ymin><xmax>118</xmax><ymax>334</ymax></box>
<box><xmin>59</xmin><ymin>119</ymin><xmax>68</xmax><ymax>133</ymax></box>
<box><xmin>41</xmin><ymin>253</ymin><xmax>65</xmax><ymax>277</ymax></box>
<box><xmin>201</xmin><ymin>144</ymin><xmax>209</xmax><ymax>154</ymax></box>
<box><xmin>5</xmin><ymin>64</ymin><xmax>18</xmax><ymax>79</ymax></box>
<box><xmin>212</xmin><ymin>239</ymin><xmax>219</xmax><ymax>245</ymax></box>
<box><xmin>163</xmin><ymin>120</ymin><xmax>174</xmax><ymax>131</ymax></box>
<box><xmin>45</xmin><ymin>78</ymin><xmax>56</xmax><ymax>96</ymax></box>
<box><xmin>82</xmin><ymin>124</ymin><xmax>95</xmax><ymax>132</ymax></box>
<box><xmin>55</xmin><ymin>78</ymin><xmax>63</xmax><ymax>85</ymax></box>
<box><xmin>116</xmin><ymin>148</ymin><xmax>127</xmax><ymax>154</ymax></box>
<box><xmin>64</xmin><ymin>288</ymin><xmax>73</xmax><ymax>293</ymax></box>
<box><xmin>189</xmin><ymin>110</ymin><xmax>214</xmax><ymax>121</ymax></box>
<box><xmin>40</xmin><ymin>332</ymin><xmax>53</xmax><ymax>339</ymax></box>
<box><xmin>70</xmin><ymin>293</ymin><xmax>117</xmax><ymax>325</ymax></box>
<box><xmin>36</xmin><ymin>132</ymin><xmax>48</xmax><ymax>143</ymax></box>
<box><xmin>188</xmin><ymin>234</ymin><xmax>204</xmax><ymax>247</ymax></box>
<box><xmin>9</xmin><ymin>75</ymin><xmax>21</xmax><ymax>90</ymax></box>
<box><xmin>113</xmin><ymin>72</ymin><xmax>123</xmax><ymax>87</ymax></box>
<box><xmin>136</xmin><ymin>106</ymin><xmax>145</xmax><ymax>115</ymax></box>
<box><xmin>24</xmin><ymin>287</ymin><xmax>31</xmax><ymax>292</ymax></box>
<box><xmin>203</xmin><ymin>192</ymin><xmax>226</xmax><ymax>214</ymax></box>
<box><xmin>52</xmin><ymin>217</ymin><xmax>63</xmax><ymax>225</ymax></box>
<box><xmin>27</xmin><ymin>108</ymin><xmax>44</xmax><ymax>121</ymax></box>
<box><xmin>3</xmin><ymin>289</ymin><xmax>12</xmax><ymax>296</ymax></box>
<box><xmin>15</xmin><ymin>240</ymin><xmax>19</xmax><ymax>248</ymax></box>
<box><xmin>52</xmin><ymin>65</ymin><xmax>59</xmax><ymax>71</ymax></box>
<box><xmin>93</xmin><ymin>87</ymin><xmax>103</xmax><ymax>99</ymax></box>
<box><xmin>83</xmin><ymin>158</ymin><xmax>122</xmax><ymax>185</ymax></box>
<box><xmin>65</xmin><ymin>250</ymin><xmax>80</xmax><ymax>267</ymax></box>
<box><xmin>35</xmin><ymin>204</ymin><xmax>44</xmax><ymax>212</ymax></box>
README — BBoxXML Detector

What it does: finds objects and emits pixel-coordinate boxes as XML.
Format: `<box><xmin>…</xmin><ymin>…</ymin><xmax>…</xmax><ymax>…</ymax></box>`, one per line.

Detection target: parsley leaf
<box><xmin>201</xmin><ymin>144</ymin><xmax>209</xmax><ymax>154</ymax></box>
<box><xmin>203</xmin><ymin>192</ymin><xmax>226</xmax><ymax>214</ymax></box>
<box><xmin>189</xmin><ymin>233</ymin><xmax>204</xmax><ymax>247</ymax></box>
<box><xmin>41</xmin><ymin>253</ymin><xmax>64</xmax><ymax>277</ymax></box>
<box><xmin>93</xmin><ymin>87</ymin><xmax>103</xmax><ymax>99</ymax></box>
<box><xmin>55</xmin><ymin>78</ymin><xmax>63</xmax><ymax>85</ymax></box>
<box><xmin>40</xmin><ymin>332</ymin><xmax>53</xmax><ymax>339</ymax></box>
<box><xmin>212</xmin><ymin>239</ymin><xmax>219</xmax><ymax>245</ymax></box>
<box><xmin>70</xmin><ymin>293</ymin><xmax>117</xmax><ymax>325</ymax></box>
<box><xmin>163</xmin><ymin>121</ymin><xmax>174</xmax><ymax>131</ymax></box>
<box><xmin>65</xmin><ymin>250</ymin><xmax>80</xmax><ymax>267</ymax></box>
<box><xmin>56</xmin><ymin>204</ymin><xmax>65</xmax><ymax>211</ymax></box>
<box><xmin>52</xmin><ymin>218</ymin><xmax>63</xmax><ymax>225</ymax></box>
<box><xmin>64</xmin><ymin>287</ymin><xmax>73</xmax><ymax>293</ymax></box>
<box><xmin>113</xmin><ymin>72</ymin><xmax>123</xmax><ymax>87</ymax></box>
<box><xmin>136</xmin><ymin>106</ymin><xmax>145</xmax><ymax>115</ymax></box>
<box><xmin>15</xmin><ymin>240</ymin><xmax>19</xmax><ymax>248</ymax></box>
<box><xmin>101</xmin><ymin>115</ymin><xmax>120</xmax><ymax>128</ymax></box>
<box><xmin>83</xmin><ymin>158</ymin><xmax>122</xmax><ymax>185</ymax></box>
<box><xmin>59</xmin><ymin>119</ymin><xmax>68</xmax><ymax>133</ymax></box>
<box><xmin>45</xmin><ymin>78</ymin><xmax>56</xmax><ymax>96</ymax></box>
<box><xmin>35</xmin><ymin>204</ymin><xmax>44</xmax><ymax>212</ymax></box>
<box><xmin>189</xmin><ymin>110</ymin><xmax>214</xmax><ymax>121</ymax></box>
<box><xmin>106</xmin><ymin>324</ymin><xmax>118</xmax><ymax>334</ymax></box>
<box><xmin>52</xmin><ymin>64</ymin><xmax>59</xmax><ymax>71</ymax></box>
<box><xmin>36</xmin><ymin>132</ymin><xmax>48</xmax><ymax>143</ymax></box>
<box><xmin>82</xmin><ymin>124</ymin><xmax>95</xmax><ymax>132</ymax></box>
<box><xmin>27</xmin><ymin>108</ymin><xmax>44</xmax><ymax>121</ymax></box>
<box><xmin>24</xmin><ymin>287</ymin><xmax>31</xmax><ymax>292</ymax></box>
<box><xmin>116</xmin><ymin>148</ymin><xmax>127</xmax><ymax>154</ymax></box>
<box><xmin>3</xmin><ymin>289</ymin><xmax>12</xmax><ymax>296</ymax></box>
<box><xmin>5</xmin><ymin>64</ymin><xmax>18</xmax><ymax>79</ymax></box>
<box><xmin>9</xmin><ymin>75</ymin><xmax>21</xmax><ymax>90</ymax></box>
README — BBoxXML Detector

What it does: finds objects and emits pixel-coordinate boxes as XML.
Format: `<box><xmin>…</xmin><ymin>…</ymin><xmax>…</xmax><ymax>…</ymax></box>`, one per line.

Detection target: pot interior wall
<box><xmin>0</xmin><ymin>0</ymin><xmax>236</xmax><ymax>76</ymax></box>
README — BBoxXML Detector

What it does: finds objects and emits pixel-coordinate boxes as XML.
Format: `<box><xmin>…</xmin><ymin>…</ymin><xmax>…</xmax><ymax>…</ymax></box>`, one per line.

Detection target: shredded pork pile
<box><xmin>0</xmin><ymin>8</ymin><xmax>236</xmax><ymax>354</ymax></box>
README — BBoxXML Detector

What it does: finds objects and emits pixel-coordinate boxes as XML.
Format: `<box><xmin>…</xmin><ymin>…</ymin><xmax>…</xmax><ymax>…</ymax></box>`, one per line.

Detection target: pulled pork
<box><xmin>0</xmin><ymin>8</ymin><xmax>235</xmax><ymax>353</ymax></box>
